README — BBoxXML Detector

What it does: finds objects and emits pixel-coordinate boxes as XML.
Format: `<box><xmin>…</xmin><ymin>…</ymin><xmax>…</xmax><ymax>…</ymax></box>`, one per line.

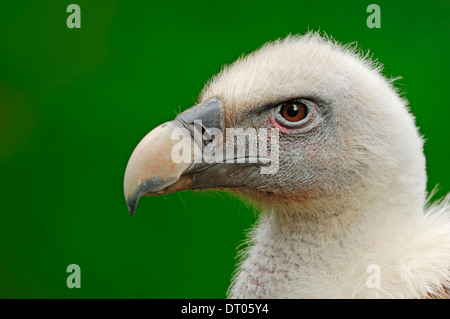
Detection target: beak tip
<box><xmin>126</xmin><ymin>196</ymin><xmax>139</xmax><ymax>216</ymax></box>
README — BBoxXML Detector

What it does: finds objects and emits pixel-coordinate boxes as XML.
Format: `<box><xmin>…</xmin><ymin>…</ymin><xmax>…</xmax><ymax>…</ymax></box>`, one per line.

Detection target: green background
<box><xmin>0</xmin><ymin>0</ymin><xmax>448</xmax><ymax>298</ymax></box>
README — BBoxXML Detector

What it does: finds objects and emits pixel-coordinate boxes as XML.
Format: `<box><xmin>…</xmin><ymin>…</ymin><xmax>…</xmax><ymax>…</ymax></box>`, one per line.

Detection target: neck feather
<box><xmin>229</xmin><ymin>187</ymin><xmax>450</xmax><ymax>298</ymax></box>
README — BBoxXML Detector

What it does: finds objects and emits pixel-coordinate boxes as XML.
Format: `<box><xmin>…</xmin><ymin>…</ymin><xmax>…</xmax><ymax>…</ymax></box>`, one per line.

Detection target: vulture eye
<box><xmin>281</xmin><ymin>102</ymin><xmax>307</xmax><ymax>122</ymax></box>
<box><xmin>274</xmin><ymin>99</ymin><xmax>314</xmax><ymax>128</ymax></box>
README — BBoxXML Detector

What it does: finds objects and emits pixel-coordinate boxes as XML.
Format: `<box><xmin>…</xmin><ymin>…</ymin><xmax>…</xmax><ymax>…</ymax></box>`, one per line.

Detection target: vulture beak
<box><xmin>124</xmin><ymin>99</ymin><xmax>235</xmax><ymax>215</ymax></box>
<box><xmin>124</xmin><ymin>98</ymin><xmax>277</xmax><ymax>215</ymax></box>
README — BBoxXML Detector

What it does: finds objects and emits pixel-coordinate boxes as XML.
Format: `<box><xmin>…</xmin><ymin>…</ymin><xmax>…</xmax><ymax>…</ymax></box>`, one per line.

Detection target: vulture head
<box><xmin>123</xmin><ymin>33</ymin><xmax>450</xmax><ymax>298</ymax></box>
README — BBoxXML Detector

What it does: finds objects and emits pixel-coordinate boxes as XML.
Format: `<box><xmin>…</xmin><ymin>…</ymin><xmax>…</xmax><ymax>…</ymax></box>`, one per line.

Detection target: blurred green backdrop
<box><xmin>0</xmin><ymin>0</ymin><xmax>448</xmax><ymax>298</ymax></box>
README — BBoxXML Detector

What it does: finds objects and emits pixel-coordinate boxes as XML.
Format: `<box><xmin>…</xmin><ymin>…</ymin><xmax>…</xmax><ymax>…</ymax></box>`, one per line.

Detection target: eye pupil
<box><xmin>281</xmin><ymin>102</ymin><xmax>307</xmax><ymax>122</ymax></box>
<box><xmin>286</xmin><ymin>104</ymin><xmax>299</xmax><ymax>118</ymax></box>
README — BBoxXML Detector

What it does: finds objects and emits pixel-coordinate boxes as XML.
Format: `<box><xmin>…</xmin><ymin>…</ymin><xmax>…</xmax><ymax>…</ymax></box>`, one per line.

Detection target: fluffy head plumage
<box><xmin>199</xmin><ymin>33</ymin><xmax>426</xmax><ymax>219</ymax></box>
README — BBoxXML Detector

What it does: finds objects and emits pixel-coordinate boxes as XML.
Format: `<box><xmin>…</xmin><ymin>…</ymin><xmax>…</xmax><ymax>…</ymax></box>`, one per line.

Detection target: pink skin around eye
<box><xmin>269</xmin><ymin>113</ymin><xmax>297</xmax><ymax>134</ymax></box>
<box><xmin>269</xmin><ymin>104</ymin><xmax>318</xmax><ymax>133</ymax></box>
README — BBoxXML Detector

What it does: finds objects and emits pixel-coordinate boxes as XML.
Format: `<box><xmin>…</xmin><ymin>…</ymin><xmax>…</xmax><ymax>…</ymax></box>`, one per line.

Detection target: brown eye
<box><xmin>280</xmin><ymin>102</ymin><xmax>308</xmax><ymax>122</ymax></box>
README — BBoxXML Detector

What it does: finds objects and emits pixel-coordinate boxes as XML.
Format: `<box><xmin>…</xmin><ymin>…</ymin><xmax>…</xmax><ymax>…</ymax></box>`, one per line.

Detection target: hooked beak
<box><xmin>124</xmin><ymin>98</ymin><xmax>275</xmax><ymax>215</ymax></box>
<box><xmin>123</xmin><ymin>119</ymin><xmax>194</xmax><ymax>216</ymax></box>
<box><xmin>124</xmin><ymin>99</ymin><xmax>224</xmax><ymax>215</ymax></box>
